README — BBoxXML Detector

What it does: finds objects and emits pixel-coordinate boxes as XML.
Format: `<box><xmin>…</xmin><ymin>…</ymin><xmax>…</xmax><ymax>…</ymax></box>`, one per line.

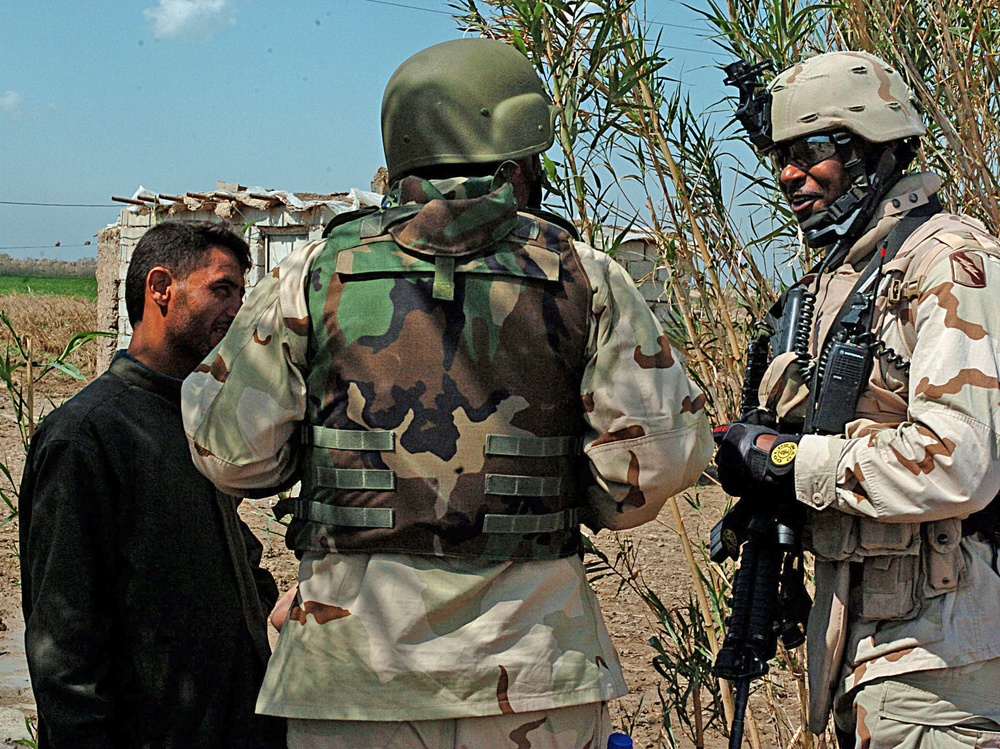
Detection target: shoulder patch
<box><xmin>949</xmin><ymin>251</ymin><xmax>986</xmax><ymax>288</ymax></box>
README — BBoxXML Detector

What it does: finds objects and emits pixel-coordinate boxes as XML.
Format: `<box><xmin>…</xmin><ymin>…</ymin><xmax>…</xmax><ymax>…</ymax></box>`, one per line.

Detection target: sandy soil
<box><xmin>0</xmin><ymin>372</ymin><xmax>787</xmax><ymax>749</ymax></box>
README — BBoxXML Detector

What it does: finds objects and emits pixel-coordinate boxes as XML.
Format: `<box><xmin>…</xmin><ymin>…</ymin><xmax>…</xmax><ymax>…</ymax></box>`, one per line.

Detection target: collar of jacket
<box><xmin>110</xmin><ymin>350</ymin><xmax>183</xmax><ymax>406</ymax></box>
<box><xmin>383</xmin><ymin>175</ymin><xmax>520</xmax><ymax>258</ymax></box>
<box><xmin>838</xmin><ymin>171</ymin><xmax>944</xmax><ymax>271</ymax></box>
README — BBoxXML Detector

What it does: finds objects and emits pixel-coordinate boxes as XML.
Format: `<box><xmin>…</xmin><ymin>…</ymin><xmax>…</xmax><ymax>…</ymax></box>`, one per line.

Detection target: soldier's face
<box><xmin>166</xmin><ymin>245</ymin><xmax>246</xmax><ymax>363</ymax></box>
<box><xmin>776</xmin><ymin>146</ymin><xmax>853</xmax><ymax>225</ymax></box>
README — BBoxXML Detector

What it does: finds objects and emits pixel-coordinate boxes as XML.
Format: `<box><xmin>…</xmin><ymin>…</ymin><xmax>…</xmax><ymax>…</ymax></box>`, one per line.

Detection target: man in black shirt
<box><xmin>19</xmin><ymin>220</ymin><xmax>285</xmax><ymax>749</ymax></box>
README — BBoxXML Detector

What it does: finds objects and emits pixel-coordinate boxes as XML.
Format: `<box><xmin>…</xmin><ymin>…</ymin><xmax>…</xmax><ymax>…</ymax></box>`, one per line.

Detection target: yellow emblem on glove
<box><xmin>770</xmin><ymin>442</ymin><xmax>798</xmax><ymax>466</ymax></box>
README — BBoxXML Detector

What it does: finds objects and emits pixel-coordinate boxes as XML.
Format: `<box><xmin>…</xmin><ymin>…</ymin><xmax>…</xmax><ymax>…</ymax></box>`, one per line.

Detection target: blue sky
<box><xmin>1</xmin><ymin>0</ymin><xmax>725</xmax><ymax>260</ymax></box>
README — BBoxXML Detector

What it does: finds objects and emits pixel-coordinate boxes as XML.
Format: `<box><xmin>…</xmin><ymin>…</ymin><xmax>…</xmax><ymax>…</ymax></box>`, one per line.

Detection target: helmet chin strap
<box><xmin>800</xmin><ymin>145</ymin><xmax>901</xmax><ymax>262</ymax></box>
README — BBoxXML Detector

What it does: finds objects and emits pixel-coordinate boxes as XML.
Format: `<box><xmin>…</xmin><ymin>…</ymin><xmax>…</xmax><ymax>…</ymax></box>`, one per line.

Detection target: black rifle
<box><xmin>710</xmin><ymin>296</ymin><xmax>812</xmax><ymax>748</ymax></box>
<box><xmin>710</xmin><ymin>485</ymin><xmax>810</xmax><ymax>748</ymax></box>
<box><xmin>714</xmin><ymin>60</ymin><xmax>817</xmax><ymax>746</ymax></box>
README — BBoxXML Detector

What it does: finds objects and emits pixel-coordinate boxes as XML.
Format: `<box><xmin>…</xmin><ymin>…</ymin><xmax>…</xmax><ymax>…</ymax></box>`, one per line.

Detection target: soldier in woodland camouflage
<box><xmin>182</xmin><ymin>39</ymin><xmax>712</xmax><ymax>749</ymax></box>
<box><xmin>716</xmin><ymin>51</ymin><xmax>1000</xmax><ymax>746</ymax></box>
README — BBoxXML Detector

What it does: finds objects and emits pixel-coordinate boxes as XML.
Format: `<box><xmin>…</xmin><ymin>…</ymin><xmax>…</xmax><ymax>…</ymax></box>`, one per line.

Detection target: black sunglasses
<box><xmin>769</xmin><ymin>131</ymin><xmax>853</xmax><ymax>170</ymax></box>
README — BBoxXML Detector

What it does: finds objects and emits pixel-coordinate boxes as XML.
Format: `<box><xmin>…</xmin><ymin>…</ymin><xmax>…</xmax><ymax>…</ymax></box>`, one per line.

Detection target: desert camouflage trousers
<box><xmin>286</xmin><ymin>701</ymin><xmax>610</xmax><ymax>749</ymax></box>
<box><xmin>837</xmin><ymin>659</ymin><xmax>1000</xmax><ymax>749</ymax></box>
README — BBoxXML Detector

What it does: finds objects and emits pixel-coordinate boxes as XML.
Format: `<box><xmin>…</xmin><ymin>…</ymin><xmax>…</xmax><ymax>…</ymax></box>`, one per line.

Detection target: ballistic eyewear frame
<box><xmin>769</xmin><ymin>131</ymin><xmax>853</xmax><ymax>171</ymax></box>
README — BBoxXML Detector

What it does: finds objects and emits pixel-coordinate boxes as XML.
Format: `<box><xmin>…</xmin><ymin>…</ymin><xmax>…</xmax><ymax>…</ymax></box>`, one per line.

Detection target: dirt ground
<box><xmin>0</xmin><ymin>371</ymin><xmax>762</xmax><ymax>749</ymax></box>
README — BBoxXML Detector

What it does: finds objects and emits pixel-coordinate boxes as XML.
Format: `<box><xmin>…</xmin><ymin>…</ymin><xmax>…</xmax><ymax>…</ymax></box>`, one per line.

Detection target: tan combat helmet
<box><xmin>766</xmin><ymin>51</ymin><xmax>925</xmax><ymax>248</ymax></box>
<box><xmin>381</xmin><ymin>39</ymin><xmax>559</xmax><ymax>183</ymax></box>
<box><xmin>769</xmin><ymin>51</ymin><xmax>924</xmax><ymax>146</ymax></box>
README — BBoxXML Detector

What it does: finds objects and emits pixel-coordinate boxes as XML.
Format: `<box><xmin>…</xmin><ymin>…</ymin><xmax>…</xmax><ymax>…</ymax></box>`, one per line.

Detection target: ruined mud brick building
<box><xmin>96</xmin><ymin>178</ymin><xmax>669</xmax><ymax>371</ymax></box>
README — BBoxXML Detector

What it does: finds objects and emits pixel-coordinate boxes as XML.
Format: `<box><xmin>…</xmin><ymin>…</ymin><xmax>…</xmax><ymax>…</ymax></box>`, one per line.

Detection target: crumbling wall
<box><xmin>96</xmin><ymin>225</ymin><xmax>121</xmax><ymax>373</ymax></box>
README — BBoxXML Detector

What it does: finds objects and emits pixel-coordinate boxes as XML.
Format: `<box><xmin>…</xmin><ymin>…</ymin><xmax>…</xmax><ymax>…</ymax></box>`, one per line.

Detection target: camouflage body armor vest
<box><xmin>282</xmin><ymin>187</ymin><xmax>592</xmax><ymax>561</ymax></box>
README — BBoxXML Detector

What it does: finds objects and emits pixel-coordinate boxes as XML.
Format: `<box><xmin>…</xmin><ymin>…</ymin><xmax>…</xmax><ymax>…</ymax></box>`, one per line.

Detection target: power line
<box><xmin>0</xmin><ymin>200</ymin><xmax>118</xmax><ymax>208</ymax></box>
<box><xmin>0</xmin><ymin>244</ymin><xmax>93</xmax><ymax>251</ymax></box>
<box><xmin>364</xmin><ymin>0</ymin><xmax>452</xmax><ymax>15</ymax></box>
<box><xmin>362</xmin><ymin>0</ymin><xmax>716</xmax><ymax>51</ymax></box>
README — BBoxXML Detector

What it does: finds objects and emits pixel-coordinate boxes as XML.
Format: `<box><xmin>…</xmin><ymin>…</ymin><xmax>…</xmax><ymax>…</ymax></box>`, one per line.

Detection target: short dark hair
<box><xmin>125</xmin><ymin>220</ymin><xmax>251</xmax><ymax>326</ymax></box>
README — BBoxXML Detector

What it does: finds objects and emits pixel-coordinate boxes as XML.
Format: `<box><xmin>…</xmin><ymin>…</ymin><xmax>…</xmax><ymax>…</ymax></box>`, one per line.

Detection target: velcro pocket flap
<box><xmin>859</xmin><ymin>520</ymin><xmax>919</xmax><ymax>555</ymax></box>
<box><xmin>860</xmin><ymin>554</ymin><xmax>920</xmax><ymax>621</ymax></box>
<box><xmin>808</xmin><ymin>511</ymin><xmax>859</xmax><ymax>561</ymax></box>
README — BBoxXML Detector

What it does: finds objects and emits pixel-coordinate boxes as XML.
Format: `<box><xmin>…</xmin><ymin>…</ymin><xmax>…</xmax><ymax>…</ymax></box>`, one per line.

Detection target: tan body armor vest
<box><xmin>803</xmin><ymin>213</ymin><xmax>1000</xmax><ymax>620</ymax></box>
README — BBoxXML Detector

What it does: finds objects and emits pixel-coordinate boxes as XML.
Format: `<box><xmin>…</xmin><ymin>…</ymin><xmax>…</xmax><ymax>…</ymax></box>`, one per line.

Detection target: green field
<box><xmin>0</xmin><ymin>275</ymin><xmax>97</xmax><ymax>299</ymax></box>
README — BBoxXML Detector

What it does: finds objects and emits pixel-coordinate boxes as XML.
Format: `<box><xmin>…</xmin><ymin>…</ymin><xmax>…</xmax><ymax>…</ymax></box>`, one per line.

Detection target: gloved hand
<box><xmin>714</xmin><ymin>422</ymin><xmax>801</xmax><ymax>499</ymax></box>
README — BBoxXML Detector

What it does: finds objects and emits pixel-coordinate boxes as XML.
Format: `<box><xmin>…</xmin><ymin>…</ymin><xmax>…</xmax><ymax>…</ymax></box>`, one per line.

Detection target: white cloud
<box><xmin>143</xmin><ymin>0</ymin><xmax>235</xmax><ymax>42</ymax></box>
<box><xmin>1</xmin><ymin>91</ymin><xmax>24</xmax><ymax>118</ymax></box>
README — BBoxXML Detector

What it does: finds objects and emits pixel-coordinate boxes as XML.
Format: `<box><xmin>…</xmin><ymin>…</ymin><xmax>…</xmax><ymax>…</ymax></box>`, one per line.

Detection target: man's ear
<box><xmin>146</xmin><ymin>266</ymin><xmax>174</xmax><ymax>318</ymax></box>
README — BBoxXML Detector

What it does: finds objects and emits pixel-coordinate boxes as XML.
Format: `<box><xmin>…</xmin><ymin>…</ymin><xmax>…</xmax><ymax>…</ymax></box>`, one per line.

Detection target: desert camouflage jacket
<box><xmin>761</xmin><ymin>173</ymin><xmax>1000</xmax><ymax>730</ymax></box>
<box><xmin>181</xmin><ymin>174</ymin><xmax>712</xmax><ymax>720</ymax></box>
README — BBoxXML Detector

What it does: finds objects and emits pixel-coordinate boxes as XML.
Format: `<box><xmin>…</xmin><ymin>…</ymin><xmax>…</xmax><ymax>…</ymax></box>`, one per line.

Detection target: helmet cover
<box><xmin>769</xmin><ymin>51</ymin><xmax>924</xmax><ymax>146</ymax></box>
<box><xmin>381</xmin><ymin>39</ymin><xmax>559</xmax><ymax>182</ymax></box>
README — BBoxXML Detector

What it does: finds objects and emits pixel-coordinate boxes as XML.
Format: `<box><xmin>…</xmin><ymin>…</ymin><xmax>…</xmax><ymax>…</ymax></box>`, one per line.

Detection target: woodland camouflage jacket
<box><xmin>761</xmin><ymin>173</ymin><xmax>1000</xmax><ymax>730</ymax></box>
<box><xmin>181</xmin><ymin>175</ymin><xmax>712</xmax><ymax>720</ymax></box>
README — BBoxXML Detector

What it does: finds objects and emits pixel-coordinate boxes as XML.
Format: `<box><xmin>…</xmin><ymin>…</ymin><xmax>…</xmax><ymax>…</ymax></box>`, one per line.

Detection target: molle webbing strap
<box><xmin>305</xmin><ymin>427</ymin><xmax>397</xmax><ymax>490</ymax></box>
<box><xmin>485</xmin><ymin>434</ymin><xmax>580</xmax><ymax>457</ymax></box>
<box><xmin>483</xmin><ymin>508</ymin><xmax>579</xmax><ymax>534</ymax></box>
<box><xmin>484</xmin><ymin>433</ymin><xmax>577</xmax><ymax>498</ymax></box>
<box><xmin>314</xmin><ymin>466</ymin><xmax>396</xmax><ymax>491</ymax></box>
<box><xmin>433</xmin><ymin>256</ymin><xmax>456</xmax><ymax>301</ymax></box>
<box><xmin>485</xmin><ymin>474</ymin><xmax>563</xmax><ymax>496</ymax></box>
<box><xmin>279</xmin><ymin>498</ymin><xmax>395</xmax><ymax>529</ymax></box>
<box><xmin>278</xmin><ymin>500</ymin><xmax>576</xmax><ymax>534</ymax></box>
<box><xmin>305</xmin><ymin>426</ymin><xmax>395</xmax><ymax>452</ymax></box>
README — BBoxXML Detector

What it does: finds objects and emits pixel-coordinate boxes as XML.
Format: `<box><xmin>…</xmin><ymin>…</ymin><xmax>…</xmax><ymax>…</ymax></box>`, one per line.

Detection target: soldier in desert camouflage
<box><xmin>182</xmin><ymin>38</ymin><xmax>712</xmax><ymax>749</ymax></box>
<box><xmin>715</xmin><ymin>51</ymin><xmax>1000</xmax><ymax>746</ymax></box>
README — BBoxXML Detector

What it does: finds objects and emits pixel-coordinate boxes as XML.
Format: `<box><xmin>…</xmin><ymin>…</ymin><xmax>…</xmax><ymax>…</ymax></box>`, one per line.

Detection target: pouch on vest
<box><xmin>922</xmin><ymin>517</ymin><xmax>965</xmax><ymax>598</ymax></box>
<box><xmin>806</xmin><ymin>511</ymin><xmax>859</xmax><ymax>561</ymax></box>
<box><xmin>857</xmin><ymin>520</ymin><xmax>921</xmax><ymax>621</ymax></box>
<box><xmin>807</xmin><ymin>512</ymin><xmax>923</xmax><ymax>621</ymax></box>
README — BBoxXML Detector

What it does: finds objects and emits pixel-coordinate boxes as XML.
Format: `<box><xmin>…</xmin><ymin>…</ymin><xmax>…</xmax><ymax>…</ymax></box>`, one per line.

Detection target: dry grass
<box><xmin>0</xmin><ymin>293</ymin><xmax>100</xmax><ymax>378</ymax></box>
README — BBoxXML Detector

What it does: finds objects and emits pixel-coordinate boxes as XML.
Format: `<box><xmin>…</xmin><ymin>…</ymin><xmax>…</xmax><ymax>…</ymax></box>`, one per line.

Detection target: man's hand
<box><xmin>715</xmin><ymin>422</ymin><xmax>800</xmax><ymax>499</ymax></box>
<box><xmin>270</xmin><ymin>584</ymin><xmax>298</xmax><ymax>632</ymax></box>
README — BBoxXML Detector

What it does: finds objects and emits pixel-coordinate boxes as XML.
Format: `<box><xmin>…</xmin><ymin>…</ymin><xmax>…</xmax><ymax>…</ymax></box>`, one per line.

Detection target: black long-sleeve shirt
<box><xmin>19</xmin><ymin>352</ymin><xmax>284</xmax><ymax>749</ymax></box>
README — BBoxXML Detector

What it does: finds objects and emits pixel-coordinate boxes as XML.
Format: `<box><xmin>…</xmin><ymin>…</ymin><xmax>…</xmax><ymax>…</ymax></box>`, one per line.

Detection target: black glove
<box><xmin>715</xmin><ymin>422</ymin><xmax>801</xmax><ymax>499</ymax></box>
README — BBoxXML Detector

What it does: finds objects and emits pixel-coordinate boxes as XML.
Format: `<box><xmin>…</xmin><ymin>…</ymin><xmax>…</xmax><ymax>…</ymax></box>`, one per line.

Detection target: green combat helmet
<box><xmin>381</xmin><ymin>38</ymin><xmax>559</xmax><ymax>183</ymax></box>
<box><xmin>768</xmin><ymin>51</ymin><xmax>925</xmax><ymax>249</ymax></box>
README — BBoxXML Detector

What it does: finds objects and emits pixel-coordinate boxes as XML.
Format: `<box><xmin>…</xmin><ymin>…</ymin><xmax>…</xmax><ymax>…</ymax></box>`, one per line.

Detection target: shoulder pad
<box><xmin>321</xmin><ymin>207</ymin><xmax>379</xmax><ymax>238</ymax></box>
<box><xmin>321</xmin><ymin>205</ymin><xmax>426</xmax><ymax>240</ymax></box>
<box><xmin>521</xmin><ymin>207</ymin><xmax>580</xmax><ymax>240</ymax></box>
